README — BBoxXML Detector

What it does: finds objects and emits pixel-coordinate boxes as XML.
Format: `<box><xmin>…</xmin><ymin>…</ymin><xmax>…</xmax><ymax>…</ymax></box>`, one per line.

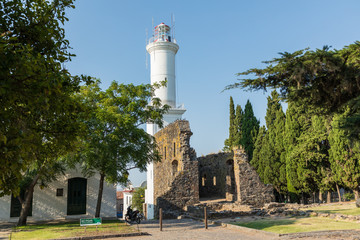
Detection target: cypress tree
<box><xmin>329</xmin><ymin>108</ymin><xmax>360</xmax><ymax>199</ymax></box>
<box><xmin>263</xmin><ymin>91</ymin><xmax>287</xmax><ymax>198</ymax></box>
<box><xmin>251</xmin><ymin>126</ymin><xmax>266</xmax><ymax>181</ymax></box>
<box><xmin>224</xmin><ymin>97</ymin><xmax>236</xmax><ymax>151</ymax></box>
<box><xmin>252</xmin><ymin>91</ymin><xmax>286</xmax><ymax>199</ymax></box>
<box><xmin>241</xmin><ymin>100</ymin><xmax>259</xmax><ymax>161</ymax></box>
<box><xmin>284</xmin><ymin>102</ymin><xmax>307</xmax><ymax>200</ymax></box>
<box><xmin>233</xmin><ymin>105</ymin><xmax>243</xmax><ymax>146</ymax></box>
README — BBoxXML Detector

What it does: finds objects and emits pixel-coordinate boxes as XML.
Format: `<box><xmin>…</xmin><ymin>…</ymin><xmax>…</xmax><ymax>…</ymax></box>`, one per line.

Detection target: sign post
<box><xmin>80</xmin><ymin>218</ymin><xmax>102</xmax><ymax>232</ymax></box>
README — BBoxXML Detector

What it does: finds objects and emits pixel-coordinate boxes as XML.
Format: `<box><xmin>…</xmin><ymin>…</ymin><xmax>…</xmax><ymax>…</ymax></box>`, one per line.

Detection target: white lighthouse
<box><xmin>144</xmin><ymin>22</ymin><xmax>185</xmax><ymax>219</ymax></box>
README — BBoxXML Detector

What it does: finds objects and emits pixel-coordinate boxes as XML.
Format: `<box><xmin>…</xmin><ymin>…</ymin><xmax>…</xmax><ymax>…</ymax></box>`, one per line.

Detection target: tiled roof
<box><xmin>116</xmin><ymin>191</ymin><xmax>124</xmax><ymax>199</ymax></box>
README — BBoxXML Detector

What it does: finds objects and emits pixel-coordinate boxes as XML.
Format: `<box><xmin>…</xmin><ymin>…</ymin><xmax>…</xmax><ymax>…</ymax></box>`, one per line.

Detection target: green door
<box><xmin>67</xmin><ymin>178</ymin><xmax>87</xmax><ymax>215</ymax></box>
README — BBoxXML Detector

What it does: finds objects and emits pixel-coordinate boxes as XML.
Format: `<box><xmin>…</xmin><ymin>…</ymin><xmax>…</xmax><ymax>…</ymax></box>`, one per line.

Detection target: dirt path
<box><xmin>108</xmin><ymin>219</ymin><xmax>276</xmax><ymax>240</ymax></box>
<box><xmin>0</xmin><ymin>222</ymin><xmax>14</xmax><ymax>240</ymax></box>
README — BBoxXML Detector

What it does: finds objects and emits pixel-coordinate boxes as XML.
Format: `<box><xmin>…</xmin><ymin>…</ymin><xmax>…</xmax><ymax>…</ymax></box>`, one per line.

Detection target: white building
<box><xmin>122</xmin><ymin>186</ymin><xmax>134</xmax><ymax>219</ymax></box>
<box><xmin>0</xmin><ymin>168</ymin><xmax>116</xmax><ymax>222</ymax></box>
<box><xmin>145</xmin><ymin>22</ymin><xmax>185</xmax><ymax>219</ymax></box>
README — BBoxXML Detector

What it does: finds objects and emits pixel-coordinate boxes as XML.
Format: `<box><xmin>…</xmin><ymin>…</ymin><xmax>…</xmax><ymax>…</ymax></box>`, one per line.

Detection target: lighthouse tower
<box><xmin>145</xmin><ymin>22</ymin><xmax>185</xmax><ymax>219</ymax></box>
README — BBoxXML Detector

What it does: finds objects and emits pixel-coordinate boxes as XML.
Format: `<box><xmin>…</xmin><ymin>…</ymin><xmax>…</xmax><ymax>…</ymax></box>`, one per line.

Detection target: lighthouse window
<box><xmin>164</xmin><ymin>146</ymin><xmax>166</xmax><ymax>159</ymax></box>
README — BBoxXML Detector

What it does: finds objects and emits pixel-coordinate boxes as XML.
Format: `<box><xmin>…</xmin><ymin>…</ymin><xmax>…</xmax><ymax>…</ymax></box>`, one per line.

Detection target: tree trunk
<box><xmin>95</xmin><ymin>173</ymin><xmax>105</xmax><ymax>218</ymax></box>
<box><xmin>301</xmin><ymin>192</ymin><xmax>305</xmax><ymax>204</ymax></box>
<box><xmin>17</xmin><ymin>174</ymin><xmax>40</xmax><ymax>226</ymax></box>
<box><xmin>275</xmin><ymin>187</ymin><xmax>283</xmax><ymax>202</ymax></box>
<box><xmin>336</xmin><ymin>184</ymin><xmax>342</xmax><ymax>202</ymax></box>
<box><xmin>319</xmin><ymin>190</ymin><xmax>323</xmax><ymax>203</ymax></box>
<box><xmin>354</xmin><ymin>189</ymin><xmax>359</xmax><ymax>200</ymax></box>
<box><xmin>327</xmin><ymin>191</ymin><xmax>331</xmax><ymax>203</ymax></box>
<box><xmin>313</xmin><ymin>192</ymin><xmax>316</xmax><ymax>203</ymax></box>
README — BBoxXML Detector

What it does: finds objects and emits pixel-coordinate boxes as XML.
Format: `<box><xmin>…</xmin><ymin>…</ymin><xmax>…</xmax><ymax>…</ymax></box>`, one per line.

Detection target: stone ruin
<box><xmin>152</xmin><ymin>120</ymin><xmax>274</xmax><ymax>217</ymax></box>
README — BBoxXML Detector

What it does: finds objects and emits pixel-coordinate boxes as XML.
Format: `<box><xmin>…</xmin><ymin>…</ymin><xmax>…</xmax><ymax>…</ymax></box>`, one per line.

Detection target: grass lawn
<box><xmin>302</xmin><ymin>202</ymin><xmax>360</xmax><ymax>215</ymax></box>
<box><xmin>233</xmin><ymin>217</ymin><xmax>360</xmax><ymax>234</ymax></box>
<box><xmin>10</xmin><ymin>220</ymin><xmax>138</xmax><ymax>240</ymax></box>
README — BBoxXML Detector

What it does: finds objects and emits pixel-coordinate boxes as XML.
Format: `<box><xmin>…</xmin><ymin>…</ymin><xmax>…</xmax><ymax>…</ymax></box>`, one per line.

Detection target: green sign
<box><xmin>80</xmin><ymin>218</ymin><xmax>102</xmax><ymax>226</ymax></box>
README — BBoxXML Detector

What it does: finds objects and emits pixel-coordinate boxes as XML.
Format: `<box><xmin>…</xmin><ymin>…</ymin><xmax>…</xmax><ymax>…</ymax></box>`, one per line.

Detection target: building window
<box><xmin>213</xmin><ymin>176</ymin><xmax>217</xmax><ymax>186</ymax></box>
<box><xmin>126</xmin><ymin>196</ymin><xmax>132</xmax><ymax>206</ymax></box>
<box><xmin>172</xmin><ymin>160</ymin><xmax>178</xmax><ymax>175</ymax></box>
<box><xmin>173</xmin><ymin>142</ymin><xmax>176</xmax><ymax>157</ymax></box>
<box><xmin>202</xmin><ymin>174</ymin><xmax>207</xmax><ymax>187</ymax></box>
<box><xmin>56</xmin><ymin>188</ymin><xmax>64</xmax><ymax>196</ymax></box>
<box><xmin>164</xmin><ymin>146</ymin><xmax>167</xmax><ymax>159</ymax></box>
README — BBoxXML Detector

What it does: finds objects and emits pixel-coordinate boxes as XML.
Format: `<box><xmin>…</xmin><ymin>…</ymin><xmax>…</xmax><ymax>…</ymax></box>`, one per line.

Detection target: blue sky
<box><xmin>64</xmin><ymin>0</ymin><xmax>360</xmax><ymax>187</ymax></box>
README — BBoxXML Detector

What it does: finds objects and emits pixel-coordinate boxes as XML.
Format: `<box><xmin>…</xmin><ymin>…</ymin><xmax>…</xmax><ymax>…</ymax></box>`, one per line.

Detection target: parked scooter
<box><xmin>125</xmin><ymin>206</ymin><xmax>143</xmax><ymax>224</ymax></box>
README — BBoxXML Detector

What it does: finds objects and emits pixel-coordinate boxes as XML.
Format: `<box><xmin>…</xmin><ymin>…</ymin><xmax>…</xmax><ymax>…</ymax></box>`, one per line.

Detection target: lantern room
<box><xmin>153</xmin><ymin>23</ymin><xmax>172</xmax><ymax>42</ymax></box>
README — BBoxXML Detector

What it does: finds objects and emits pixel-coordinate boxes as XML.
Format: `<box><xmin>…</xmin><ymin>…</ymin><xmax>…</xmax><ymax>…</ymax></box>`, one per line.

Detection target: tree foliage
<box><xmin>226</xmin><ymin>42</ymin><xmax>360</xmax><ymax>136</ymax></box>
<box><xmin>233</xmin><ymin>105</ymin><xmax>243</xmax><ymax>147</ymax></box>
<box><xmin>251</xmin><ymin>91</ymin><xmax>286</xmax><ymax>197</ymax></box>
<box><xmin>265</xmin><ymin>91</ymin><xmax>286</xmax><ymax>190</ymax></box>
<box><xmin>240</xmin><ymin>100</ymin><xmax>259</xmax><ymax>160</ymax></box>
<box><xmin>329</xmin><ymin>109</ymin><xmax>360</xmax><ymax>198</ymax></box>
<box><xmin>75</xmin><ymin>80</ymin><xmax>168</xmax><ymax>217</ymax></box>
<box><xmin>223</xmin><ymin>98</ymin><xmax>258</xmax><ymax>160</ymax></box>
<box><xmin>0</xmin><ymin>0</ymin><xmax>89</xmax><ymax>197</ymax></box>
<box><xmin>292</xmin><ymin>115</ymin><xmax>330</xmax><ymax>196</ymax></box>
<box><xmin>226</xmin><ymin>42</ymin><xmax>360</xmax><ymax>202</ymax></box>
<box><xmin>0</xmin><ymin>0</ymin><xmax>90</xmax><ymax>225</ymax></box>
<box><xmin>251</xmin><ymin>126</ymin><xmax>266</xmax><ymax>180</ymax></box>
<box><xmin>132</xmin><ymin>187</ymin><xmax>145</xmax><ymax>213</ymax></box>
<box><xmin>224</xmin><ymin>97</ymin><xmax>236</xmax><ymax>151</ymax></box>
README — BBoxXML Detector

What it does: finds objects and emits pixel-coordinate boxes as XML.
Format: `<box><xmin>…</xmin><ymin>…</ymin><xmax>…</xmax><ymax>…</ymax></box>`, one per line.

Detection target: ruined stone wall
<box><xmin>234</xmin><ymin>147</ymin><xmax>274</xmax><ymax>207</ymax></box>
<box><xmin>153</xmin><ymin>120</ymin><xmax>199</xmax><ymax>216</ymax></box>
<box><xmin>198</xmin><ymin>152</ymin><xmax>233</xmax><ymax>198</ymax></box>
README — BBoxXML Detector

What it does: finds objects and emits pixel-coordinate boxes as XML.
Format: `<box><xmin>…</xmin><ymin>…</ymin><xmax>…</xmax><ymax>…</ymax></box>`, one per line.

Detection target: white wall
<box><xmin>122</xmin><ymin>192</ymin><xmax>133</xmax><ymax>219</ymax></box>
<box><xmin>0</xmin><ymin>167</ymin><xmax>116</xmax><ymax>222</ymax></box>
<box><xmin>0</xmin><ymin>195</ymin><xmax>10</xmax><ymax>221</ymax></box>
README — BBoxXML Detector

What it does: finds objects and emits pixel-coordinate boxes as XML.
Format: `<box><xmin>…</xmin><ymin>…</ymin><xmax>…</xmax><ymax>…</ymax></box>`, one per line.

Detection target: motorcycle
<box><xmin>125</xmin><ymin>206</ymin><xmax>143</xmax><ymax>224</ymax></box>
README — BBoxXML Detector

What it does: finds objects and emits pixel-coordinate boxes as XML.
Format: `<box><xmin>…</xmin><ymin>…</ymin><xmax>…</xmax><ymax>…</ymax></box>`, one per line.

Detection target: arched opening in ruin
<box><xmin>226</xmin><ymin>159</ymin><xmax>236</xmax><ymax>201</ymax></box>
<box><xmin>172</xmin><ymin>160</ymin><xmax>178</xmax><ymax>176</ymax></box>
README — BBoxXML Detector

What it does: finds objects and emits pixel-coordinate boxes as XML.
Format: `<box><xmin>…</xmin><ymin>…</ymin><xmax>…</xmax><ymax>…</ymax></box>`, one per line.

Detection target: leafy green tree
<box><xmin>240</xmin><ymin>100</ymin><xmax>259</xmax><ymax>160</ymax></box>
<box><xmin>329</xmin><ymin>109</ymin><xmax>360</xmax><ymax>199</ymax></box>
<box><xmin>0</xmin><ymin>0</ymin><xmax>89</xmax><ymax>225</ymax></box>
<box><xmin>224</xmin><ymin>97</ymin><xmax>236</xmax><ymax>151</ymax></box>
<box><xmin>132</xmin><ymin>187</ymin><xmax>146</xmax><ymax>213</ymax></box>
<box><xmin>287</xmin><ymin>113</ymin><xmax>331</xmax><ymax>203</ymax></box>
<box><xmin>76</xmin><ymin>80</ymin><xmax>168</xmax><ymax>218</ymax></box>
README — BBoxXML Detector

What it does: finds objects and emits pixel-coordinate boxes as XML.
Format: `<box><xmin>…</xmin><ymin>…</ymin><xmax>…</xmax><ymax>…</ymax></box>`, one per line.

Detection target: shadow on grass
<box><xmin>234</xmin><ymin>218</ymin><xmax>298</xmax><ymax>230</ymax></box>
<box><xmin>315</xmin><ymin>209</ymin><xmax>353</xmax><ymax>214</ymax></box>
<box><xmin>13</xmin><ymin>220</ymin><xmax>127</xmax><ymax>233</ymax></box>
